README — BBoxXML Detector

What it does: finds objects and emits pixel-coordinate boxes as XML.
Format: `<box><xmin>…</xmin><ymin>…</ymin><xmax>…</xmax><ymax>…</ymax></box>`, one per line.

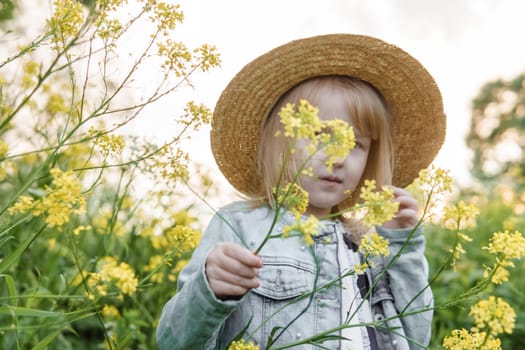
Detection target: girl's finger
<box><xmin>222</xmin><ymin>243</ymin><xmax>263</xmax><ymax>268</ymax></box>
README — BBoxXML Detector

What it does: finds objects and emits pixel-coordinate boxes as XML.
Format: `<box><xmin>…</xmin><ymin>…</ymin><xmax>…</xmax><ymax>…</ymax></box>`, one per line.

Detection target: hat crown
<box><xmin>211</xmin><ymin>34</ymin><xmax>445</xmax><ymax>195</ymax></box>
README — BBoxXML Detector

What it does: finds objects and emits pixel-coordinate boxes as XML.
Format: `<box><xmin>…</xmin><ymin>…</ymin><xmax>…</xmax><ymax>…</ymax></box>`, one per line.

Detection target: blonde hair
<box><xmin>255</xmin><ymin>76</ymin><xmax>393</xmax><ymax>235</ymax></box>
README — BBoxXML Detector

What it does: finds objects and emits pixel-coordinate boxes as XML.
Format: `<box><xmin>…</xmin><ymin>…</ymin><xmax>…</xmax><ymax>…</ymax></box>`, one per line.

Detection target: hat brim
<box><xmin>211</xmin><ymin>34</ymin><xmax>445</xmax><ymax>195</ymax></box>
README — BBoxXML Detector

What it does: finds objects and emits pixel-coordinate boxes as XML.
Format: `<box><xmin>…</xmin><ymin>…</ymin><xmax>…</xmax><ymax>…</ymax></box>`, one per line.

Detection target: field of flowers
<box><xmin>0</xmin><ymin>1</ymin><xmax>523</xmax><ymax>349</ymax></box>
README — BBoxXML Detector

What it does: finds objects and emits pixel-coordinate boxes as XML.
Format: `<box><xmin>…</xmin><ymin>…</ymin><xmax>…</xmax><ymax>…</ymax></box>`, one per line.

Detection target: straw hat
<box><xmin>211</xmin><ymin>34</ymin><xmax>445</xmax><ymax>195</ymax></box>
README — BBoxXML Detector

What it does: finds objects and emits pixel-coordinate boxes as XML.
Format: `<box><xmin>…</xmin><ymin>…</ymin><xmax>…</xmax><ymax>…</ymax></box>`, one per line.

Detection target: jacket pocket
<box><xmin>253</xmin><ymin>255</ymin><xmax>316</xmax><ymax>300</ymax></box>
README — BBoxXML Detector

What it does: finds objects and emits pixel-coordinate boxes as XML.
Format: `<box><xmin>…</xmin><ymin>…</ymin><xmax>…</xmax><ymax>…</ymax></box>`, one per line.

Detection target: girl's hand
<box><xmin>382</xmin><ymin>186</ymin><xmax>419</xmax><ymax>229</ymax></box>
<box><xmin>205</xmin><ymin>242</ymin><xmax>263</xmax><ymax>300</ymax></box>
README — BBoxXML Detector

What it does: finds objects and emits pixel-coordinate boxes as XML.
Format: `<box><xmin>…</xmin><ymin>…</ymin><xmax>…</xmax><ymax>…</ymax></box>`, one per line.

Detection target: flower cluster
<box><xmin>228</xmin><ymin>339</ymin><xmax>260</xmax><ymax>350</ymax></box>
<box><xmin>443</xmin><ymin>328</ymin><xmax>501</xmax><ymax>350</ymax></box>
<box><xmin>274</xmin><ymin>182</ymin><xmax>309</xmax><ymax>215</ymax></box>
<box><xmin>165</xmin><ymin>225</ymin><xmax>202</xmax><ymax>257</ymax></box>
<box><xmin>359</xmin><ymin>180</ymin><xmax>399</xmax><ymax>226</ymax></box>
<box><xmin>358</xmin><ymin>231</ymin><xmax>390</xmax><ymax>269</ymax></box>
<box><xmin>178</xmin><ymin>101</ymin><xmax>213</xmax><ymax>130</ymax></box>
<box><xmin>442</xmin><ymin>200</ymin><xmax>479</xmax><ymax>231</ymax></box>
<box><xmin>87</xmin><ymin>257</ymin><xmax>139</xmax><ymax>299</ymax></box>
<box><xmin>470</xmin><ymin>296</ymin><xmax>515</xmax><ymax>336</ymax></box>
<box><xmin>278</xmin><ymin>100</ymin><xmax>321</xmax><ymax>140</ymax></box>
<box><xmin>409</xmin><ymin>165</ymin><xmax>454</xmax><ymax>219</ymax></box>
<box><xmin>277</xmin><ymin>99</ymin><xmax>356</xmax><ymax>172</ymax></box>
<box><xmin>157</xmin><ymin>39</ymin><xmax>192</xmax><ymax>76</ymax></box>
<box><xmin>47</xmin><ymin>0</ymin><xmax>84</xmax><ymax>50</ymax></box>
<box><xmin>482</xmin><ymin>230</ymin><xmax>525</xmax><ymax>284</ymax></box>
<box><xmin>441</xmin><ymin>200</ymin><xmax>479</xmax><ymax>268</ymax></box>
<box><xmin>9</xmin><ymin>168</ymin><xmax>86</xmax><ymax>229</ymax></box>
<box><xmin>282</xmin><ymin>214</ymin><xmax>319</xmax><ymax>246</ymax></box>
<box><xmin>444</xmin><ymin>231</ymin><xmax>523</xmax><ymax>349</ymax></box>
<box><xmin>148</xmin><ymin>1</ymin><xmax>184</xmax><ymax>35</ymax></box>
<box><xmin>151</xmin><ymin>144</ymin><xmax>189</xmax><ymax>184</ymax></box>
<box><xmin>413</xmin><ymin>164</ymin><xmax>454</xmax><ymax>195</ymax></box>
<box><xmin>317</xmin><ymin>119</ymin><xmax>356</xmax><ymax>172</ymax></box>
<box><xmin>93</xmin><ymin>0</ymin><xmax>126</xmax><ymax>41</ymax></box>
<box><xmin>90</xmin><ymin>127</ymin><xmax>126</xmax><ymax>157</ymax></box>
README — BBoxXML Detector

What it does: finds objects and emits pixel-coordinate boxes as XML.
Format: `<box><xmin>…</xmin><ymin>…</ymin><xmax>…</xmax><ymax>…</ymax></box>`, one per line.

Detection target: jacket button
<box><xmin>374</xmin><ymin>313</ymin><xmax>384</xmax><ymax>321</ymax></box>
<box><xmin>296</xmin><ymin>332</ymin><xmax>302</xmax><ymax>339</ymax></box>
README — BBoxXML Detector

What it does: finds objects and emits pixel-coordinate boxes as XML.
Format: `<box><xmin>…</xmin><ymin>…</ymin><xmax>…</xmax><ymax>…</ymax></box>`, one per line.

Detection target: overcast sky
<box><xmin>130</xmin><ymin>0</ymin><xmax>525</xmax><ymax>190</ymax></box>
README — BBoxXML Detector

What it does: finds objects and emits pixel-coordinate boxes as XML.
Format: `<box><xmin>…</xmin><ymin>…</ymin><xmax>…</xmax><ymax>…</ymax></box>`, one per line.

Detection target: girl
<box><xmin>157</xmin><ymin>34</ymin><xmax>445</xmax><ymax>350</ymax></box>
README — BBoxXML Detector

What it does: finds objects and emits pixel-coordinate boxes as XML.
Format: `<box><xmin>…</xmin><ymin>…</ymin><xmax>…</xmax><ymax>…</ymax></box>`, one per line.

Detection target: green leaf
<box><xmin>0</xmin><ymin>306</ymin><xmax>61</xmax><ymax>317</ymax></box>
<box><xmin>32</xmin><ymin>329</ymin><xmax>63</xmax><ymax>350</ymax></box>
<box><xmin>228</xmin><ymin>315</ymin><xmax>253</xmax><ymax>345</ymax></box>
<box><xmin>0</xmin><ymin>274</ymin><xmax>17</xmax><ymax>306</ymax></box>
<box><xmin>0</xmin><ymin>225</ymin><xmax>45</xmax><ymax>274</ymax></box>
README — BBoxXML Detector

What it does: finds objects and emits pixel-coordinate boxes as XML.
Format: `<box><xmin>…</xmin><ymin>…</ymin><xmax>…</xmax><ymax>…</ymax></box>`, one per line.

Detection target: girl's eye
<box><xmin>355</xmin><ymin>138</ymin><xmax>371</xmax><ymax>150</ymax></box>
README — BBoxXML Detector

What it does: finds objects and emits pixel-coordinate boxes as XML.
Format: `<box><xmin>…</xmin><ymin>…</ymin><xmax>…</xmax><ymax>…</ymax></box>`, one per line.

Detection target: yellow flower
<box><xmin>157</xmin><ymin>39</ymin><xmax>191</xmax><ymax>76</ymax></box>
<box><xmin>359</xmin><ymin>180</ymin><xmax>399</xmax><ymax>226</ymax></box>
<box><xmin>32</xmin><ymin>168</ymin><xmax>86</xmax><ymax>228</ymax></box>
<box><xmin>443</xmin><ymin>329</ymin><xmax>501</xmax><ymax>350</ymax></box>
<box><xmin>353</xmin><ymin>262</ymin><xmax>369</xmax><ymax>275</ymax></box>
<box><xmin>277</xmin><ymin>100</ymin><xmax>355</xmax><ymax>172</ymax></box>
<box><xmin>151</xmin><ymin>144</ymin><xmax>189</xmax><ymax>183</ymax></box>
<box><xmin>166</xmin><ymin>225</ymin><xmax>201</xmax><ymax>256</ymax></box>
<box><xmin>73</xmin><ymin>225</ymin><xmax>91</xmax><ymax>235</ymax></box>
<box><xmin>47</xmin><ymin>0</ymin><xmax>85</xmax><ymax>50</ymax></box>
<box><xmin>318</xmin><ymin>119</ymin><xmax>356</xmax><ymax>172</ymax></box>
<box><xmin>413</xmin><ymin>165</ymin><xmax>453</xmax><ymax>195</ymax></box>
<box><xmin>178</xmin><ymin>101</ymin><xmax>212</xmax><ymax>130</ymax></box>
<box><xmin>46</xmin><ymin>93</ymin><xmax>70</xmax><ymax>115</ymax></box>
<box><xmin>483</xmin><ymin>230</ymin><xmax>525</xmax><ymax>260</ymax></box>
<box><xmin>278</xmin><ymin>99</ymin><xmax>321</xmax><ymax>140</ymax></box>
<box><xmin>484</xmin><ymin>265</ymin><xmax>510</xmax><ymax>285</ymax></box>
<box><xmin>228</xmin><ymin>339</ymin><xmax>259</xmax><ymax>350</ymax></box>
<box><xmin>8</xmin><ymin>195</ymin><xmax>35</xmax><ymax>215</ymax></box>
<box><xmin>102</xmin><ymin>304</ymin><xmax>121</xmax><ymax>319</ymax></box>
<box><xmin>149</xmin><ymin>1</ymin><xmax>184</xmax><ymax>35</ymax></box>
<box><xmin>274</xmin><ymin>183</ymin><xmax>309</xmax><ymax>215</ymax></box>
<box><xmin>193</xmin><ymin>44</ymin><xmax>221</xmax><ymax>72</ymax></box>
<box><xmin>282</xmin><ymin>214</ymin><xmax>319</xmax><ymax>246</ymax></box>
<box><xmin>88</xmin><ymin>257</ymin><xmax>139</xmax><ymax>298</ymax></box>
<box><xmin>145</xmin><ymin>255</ymin><xmax>164</xmax><ymax>272</ymax></box>
<box><xmin>469</xmin><ymin>296</ymin><xmax>515</xmax><ymax>336</ymax></box>
<box><xmin>90</xmin><ymin>127</ymin><xmax>126</xmax><ymax>157</ymax></box>
<box><xmin>448</xmin><ymin>242</ymin><xmax>467</xmax><ymax>271</ymax></box>
<box><xmin>441</xmin><ymin>200</ymin><xmax>479</xmax><ymax>231</ymax></box>
<box><xmin>359</xmin><ymin>231</ymin><xmax>390</xmax><ymax>259</ymax></box>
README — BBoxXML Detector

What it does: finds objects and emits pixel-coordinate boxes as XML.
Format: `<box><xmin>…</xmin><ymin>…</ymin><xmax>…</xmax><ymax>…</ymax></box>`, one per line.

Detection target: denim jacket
<box><xmin>156</xmin><ymin>202</ymin><xmax>433</xmax><ymax>350</ymax></box>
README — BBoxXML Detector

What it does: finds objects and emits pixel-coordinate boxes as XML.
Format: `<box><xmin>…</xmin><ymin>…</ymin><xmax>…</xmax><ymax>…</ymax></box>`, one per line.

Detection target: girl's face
<box><xmin>294</xmin><ymin>87</ymin><xmax>371</xmax><ymax>218</ymax></box>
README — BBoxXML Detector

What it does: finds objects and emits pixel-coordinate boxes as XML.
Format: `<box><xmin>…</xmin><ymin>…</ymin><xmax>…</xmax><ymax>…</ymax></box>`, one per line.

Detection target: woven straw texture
<box><xmin>211</xmin><ymin>34</ymin><xmax>446</xmax><ymax>195</ymax></box>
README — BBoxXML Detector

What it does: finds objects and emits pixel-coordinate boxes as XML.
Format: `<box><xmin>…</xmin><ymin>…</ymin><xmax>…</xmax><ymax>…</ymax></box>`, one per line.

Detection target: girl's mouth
<box><xmin>319</xmin><ymin>175</ymin><xmax>343</xmax><ymax>184</ymax></box>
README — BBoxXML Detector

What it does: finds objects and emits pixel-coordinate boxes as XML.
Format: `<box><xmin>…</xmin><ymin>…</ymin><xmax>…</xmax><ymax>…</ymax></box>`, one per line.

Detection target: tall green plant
<box><xmin>0</xmin><ymin>0</ymin><xmax>219</xmax><ymax>348</ymax></box>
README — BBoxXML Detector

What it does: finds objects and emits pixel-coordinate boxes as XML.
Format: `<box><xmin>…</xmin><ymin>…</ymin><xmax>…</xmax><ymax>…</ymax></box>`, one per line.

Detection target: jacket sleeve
<box><xmin>376</xmin><ymin>225</ymin><xmax>434</xmax><ymax>349</ymax></box>
<box><xmin>156</xmin><ymin>209</ymin><xmax>244</xmax><ymax>350</ymax></box>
